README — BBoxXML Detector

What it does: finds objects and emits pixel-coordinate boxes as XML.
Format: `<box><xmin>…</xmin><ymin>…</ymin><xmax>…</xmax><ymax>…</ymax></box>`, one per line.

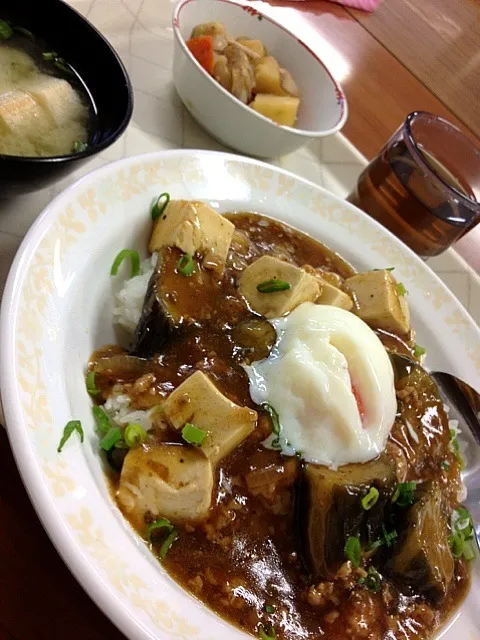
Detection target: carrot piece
<box><xmin>351</xmin><ymin>383</ymin><xmax>365</xmax><ymax>422</ymax></box>
<box><xmin>186</xmin><ymin>35</ymin><xmax>215</xmax><ymax>74</ymax></box>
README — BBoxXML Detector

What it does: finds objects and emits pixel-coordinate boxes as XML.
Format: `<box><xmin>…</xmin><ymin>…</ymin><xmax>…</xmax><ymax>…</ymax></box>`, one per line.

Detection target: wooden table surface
<box><xmin>258</xmin><ymin>0</ymin><xmax>480</xmax><ymax>159</ymax></box>
<box><xmin>1</xmin><ymin>1</ymin><xmax>479</xmax><ymax>639</ymax></box>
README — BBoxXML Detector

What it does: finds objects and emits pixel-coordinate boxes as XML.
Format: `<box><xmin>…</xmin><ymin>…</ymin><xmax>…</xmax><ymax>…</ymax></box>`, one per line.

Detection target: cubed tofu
<box><xmin>316</xmin><ymin>276</ymin><xmax>353</xmax><ymax>310</ymax></box>
<box><xmin>0</xmin><ymin>89</ymin><xmax>43</xmax><ymax>134</ymax></box>
<box><xmin>163</xmin><ymin>371</ymin><xmax>257</xmax><ymax>465</ymax></box>
<box><xmin>302</xmin><ymin>265</ymin><xmax>353</xmax><ymax>310</ymax></box>
<box><xmin>237</xmin><ymin>37</ymin><xmax>266</xmax><ymax>58</ymax></box>
<box><xmin>149</xmin><ymin>200</ymin><xmax>235</xmax><ymax>273</ymax></box>
<box><xmin>249</xmin><ymin>94</ymin><xmax>300</xmax><ymax>127</ymax></box>
<box><xmin>191</xmin><ymin>21</ymin><xmax>226</xmax><ymax>38</ymax></box>
<box><xmin>117</xmin><ymin>444</ymin><xmax>213</xmax><ymax>528</ymax></box>
<box><xmin>345</xmin><ymin>270</ymin><xmax>411</xmax><ymax>335</ymax></box>
<box><xmin>238</xmin><ymin>256</ymin><xmax>320</xmax><ymax>318</ymax></box>
<box><xmin>254</xmin><ymin>56</ymin><xmax>283</xmax><ymax>95</ymax></box>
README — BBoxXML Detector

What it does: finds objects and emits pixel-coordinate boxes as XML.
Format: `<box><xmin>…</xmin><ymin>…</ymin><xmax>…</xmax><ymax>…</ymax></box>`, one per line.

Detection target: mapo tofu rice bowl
<box><xmin>61</xmin><ymin>195</ymin><xmax>476</xmax><ymax>640</ymax></box>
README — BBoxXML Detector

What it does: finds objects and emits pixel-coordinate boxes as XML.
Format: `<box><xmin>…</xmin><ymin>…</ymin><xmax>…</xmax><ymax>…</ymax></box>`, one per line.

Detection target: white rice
<box><xmin>104</xmin><ymin>393</ymin><xmax>156</xmax><ymax>432</ymax></box>
<box><xmin>113</xmin><ymin>254</ymin><xmax>156</xmax><ymax>333</ymax></box>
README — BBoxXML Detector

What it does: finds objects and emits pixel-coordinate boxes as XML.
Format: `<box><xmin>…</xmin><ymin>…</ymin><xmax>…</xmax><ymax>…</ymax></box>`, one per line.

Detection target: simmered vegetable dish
<box><xmin>82</xmin><ymin>199</ymin><xmax>474</xmax><ymax>640</ymax></box>
<box><xmin>186</xmin><ymin>21</ymin><xmax>300</xmax><ymax>127</ymax></box>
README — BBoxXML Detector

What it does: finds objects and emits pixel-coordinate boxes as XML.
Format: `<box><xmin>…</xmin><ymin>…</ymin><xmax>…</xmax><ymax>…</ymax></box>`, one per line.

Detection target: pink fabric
<box><xmin>292</xmin><ymin>0</ymin><xmax>382</xmax><ymax>11</ymax></box>
<box><xmin>329</xmin><ymin>0</ymin><xmax>382</xmax><ymax>10</ymax></box>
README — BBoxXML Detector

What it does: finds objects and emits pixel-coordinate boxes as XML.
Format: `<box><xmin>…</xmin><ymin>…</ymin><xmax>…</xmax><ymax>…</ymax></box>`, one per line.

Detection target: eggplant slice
<box><xmin>132</xmin><ymin>247</ymin><xmax>221</xmax><ymax>357</ymax></box>
<box><xmin>298</xmin><ymin>455</ymin><xmax>397</xmax><ymax>578</ymax></box>
<box><xmin>230</xmin><ymin>317</ymin><xmax>276</xmax><ymax>363</ymax></box>
<box><xmin>387</xmin><ymin>482</ymin><xmax>454</xmax><ymax>604</ymax></box>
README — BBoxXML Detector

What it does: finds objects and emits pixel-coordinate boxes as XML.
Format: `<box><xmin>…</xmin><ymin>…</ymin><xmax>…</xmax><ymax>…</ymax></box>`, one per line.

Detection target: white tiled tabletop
<box><xmin>0</xmin><ymin>0</ymin><xmax>479</xmax><ymax>327</ymax></box>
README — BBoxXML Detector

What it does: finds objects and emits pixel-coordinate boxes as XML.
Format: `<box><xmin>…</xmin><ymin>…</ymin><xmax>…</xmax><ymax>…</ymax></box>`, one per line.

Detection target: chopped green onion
<box><xmin>264</xmin><ymin>604</ymin><xmax>275</xmax><ymax>614</ymax></box>
<box><xmin>151</xmin><ymin>192</ymin><xmax>170</xmax><ymax>220</ymax></box>
<box><xmin>86</xmin><ymin>370</ymin><xmax>100</xmax><ymax>396</ymax></box>
<box><xmin>386</xmin><ymin>267</ymin><xmax>395</xmax><ymax>271</ymax></box>
<box><xmin>413</xmin><ymin>345</ymin><xmax>426</xmax><ymax>357</ymax></box>
<box><xmin>176</xmin><ymin>253</ymin><xmax>195</xmax><ymax>276</ymax></box>
<box><xmin>449</xmin><ymin>430</ymin><xmax>465</xmax><ymax>469</ymax></box>
<box><xmin>381</xmin><ymin>524</ymin><xmax>398</xmax><ymax>548</ymax></box>
<box><xmin>368</xmin><ymin>539</ymin><xmax>383</xmax><ymax>552</ymax></box>
<box><xmin>259</xmin><ymin>624</ymin><xmax>277</xmax><ymax>640</ymax></box>
<box><xmin>453</xmin><ymin>507</ymin><xmax>474</xmax><ymax>540</ymax></box>
<box><xmin>344</xmin><ymin>536</ymin><xmax>361</xmax><ymax>567</ymax></box>
<box><xmin>92</xmin><ymin>405</ymin><xmax>112</xmax><ymax>434</ymax></box>
<box><xmin>440</xmin><ymin>461</ymin><xmax>450</xmax><ymax>471</ymax></box>
<box><xmin>361</xmin><ymin>487</ymin><xmax>379</xmax><ymax>510</ymax></box>
<box><xmin>448</xmin><ymin>505</ymin><xmax>476</xmax><ymax>561</ymax></box>
<box><xmin>271</xmin><ymin>437</ymin><xmax>281</xmax><ymax>450</ymax></box>
<box><xmin>448</xmin><ymin>532</ymin><xmax>464</xmax><ymax>558</ymax></box>
<box><xmin>124</xmin><ymin>423</ymin><xmax>147</xmax><ymax>447</ymax></box>
<box><xmin>42</xmin><ymin>51</ymin><xmax>58</xmax><ymax>60</ymax></box>
<box><xmin>181</xmin><ymin>423</ymin><xmax>207</xmax><ymax>446</ymax></box>
<box><xmin>73</xmin><ymin>140</ymin><xmax>88</xmax><ymax>153</ymax></box>
<box><xmin>392</xmin><ymin>482</ymin><xmax>416</xmax><ymax>507</ymax></box>
<box><xmin>261</xmin><ymin>403</ymin><xmax>281</xmax><ymax>435</ymax></box>
<box><xmin>111</xmin><ymin>249</ymin><xmax>141</xmax><ymax>278</ymax></box>
<box><xmin>358</xmin><ymin>566</ymin><xmax>382</xmax><ymax>593</ymax></box>
<box><xmin>455</xmin><ymin>506</ymin><xmax>473</xmax><ymax>530</ymax></box>
<box><xmin>0</xmin><ymin>20</ymin><xmax>13</xmax><ymax>39</ymax></box>
<box><xmin>369</xmin><ymin>526</ymin><xmax>398</xmax><ymax>552</ymax></box>
<box><xmin>160</xmin><ymin>528</ymin><xmax>179</xmax><ymax>559</ymax></box>
<box><xmin>146</xmin><ymin>517</ymin><xmax>173</xmax><ymax>542</ymax></box>
<box><xmin>462</xmin><ymin>540</ymin><xmax>476</xmax><ymax>561</ymax></box>
<box><xmin>257</xmin><ymin>279</ymin><xmax>291</xmax><ymax>293</ymax></box>
<box><xmin>54</xmin><ymin>58</ymin><xmax>74</xmax><ymax>76</ymax></box>
<box><xmin>99</xmin><ymin>427</ymin><xmax>123</xmax><ymax>451</ymax></box>
<box><xmin>57</xmin><ymin>420</ymin><xmax>84</xmax><ymax>452</ymax></box>
<box><xmin>396</xmin><ymin>282</ymin><xmax>408</xmax><ymax>296</ymax></box>
<box><xmin>12</xmin><ymin>25</ymin><xmax>33</xmax><ymax>38</ymax></box>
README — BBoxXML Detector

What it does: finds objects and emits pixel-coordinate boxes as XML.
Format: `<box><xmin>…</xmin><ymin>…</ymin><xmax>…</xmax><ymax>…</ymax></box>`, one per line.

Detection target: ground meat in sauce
<box><xmin>92</xmin><ymin>213</ymin><xmax>469</xmax><ymax>640</ymax></box>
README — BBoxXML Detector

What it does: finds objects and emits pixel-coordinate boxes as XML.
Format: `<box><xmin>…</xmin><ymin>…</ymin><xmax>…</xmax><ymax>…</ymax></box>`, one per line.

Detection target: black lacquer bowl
<box><xmin>0</xmin><ymin>0</ymin><xmax>133</xmax><ymax>196</ymax></box>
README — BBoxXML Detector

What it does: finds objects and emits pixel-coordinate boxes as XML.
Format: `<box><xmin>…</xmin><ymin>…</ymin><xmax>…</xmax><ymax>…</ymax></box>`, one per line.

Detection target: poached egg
<box><xmin>245</xmin><ymin>302</ymin><xmax>397</xmax><ymax>468</ymax></box>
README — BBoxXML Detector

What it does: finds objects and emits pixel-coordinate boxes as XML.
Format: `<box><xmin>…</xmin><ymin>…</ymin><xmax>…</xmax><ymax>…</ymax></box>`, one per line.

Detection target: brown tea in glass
<box><xmin>347</xmin><ymin>112</ymin><xmax>480</xmax><ymax>257</ymax></box>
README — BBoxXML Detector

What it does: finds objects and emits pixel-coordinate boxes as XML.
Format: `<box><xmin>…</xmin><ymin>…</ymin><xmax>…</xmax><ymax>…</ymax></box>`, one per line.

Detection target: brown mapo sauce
<box><xmin>90</xmin><ymin>213</ymin><xmax>470</xmax><ymax>640</ymax></box>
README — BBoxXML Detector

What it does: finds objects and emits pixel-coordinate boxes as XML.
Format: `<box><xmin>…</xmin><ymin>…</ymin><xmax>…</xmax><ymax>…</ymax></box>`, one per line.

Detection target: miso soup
<box><xmin>0</xmin><ymin>21</ymin><xmax>95</xmax><ymax>157</ymax></box>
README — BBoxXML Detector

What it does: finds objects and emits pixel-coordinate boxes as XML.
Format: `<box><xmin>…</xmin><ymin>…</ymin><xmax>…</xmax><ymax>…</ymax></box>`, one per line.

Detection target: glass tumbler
<box><xmin>347</xmin><ymin>112</ymin><xmax>480</xmax><ymax>257</ymax></box>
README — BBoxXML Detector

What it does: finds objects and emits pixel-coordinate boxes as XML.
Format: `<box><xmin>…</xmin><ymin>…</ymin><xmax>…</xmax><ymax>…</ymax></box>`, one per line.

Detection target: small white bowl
<box><xmin>172</xmin><ymin>0</ymin><xmax>348</xmax><ymax>157</ymax></box>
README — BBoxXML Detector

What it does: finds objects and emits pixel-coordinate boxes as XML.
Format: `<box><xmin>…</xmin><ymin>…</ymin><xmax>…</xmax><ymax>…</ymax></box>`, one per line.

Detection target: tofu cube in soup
<box><xmin>238</xmin><ymin>256</ymin><xmax>320</xmax><ymax>318</ymax></box>
<box><xmin>149</xmin><ymin>200</ymin><xmax>235</xmax><ymax>273</ymax></box>
<box><xmin>346</xmin><ymin>269</ymin><xmax>411</xmax><ymax>335</ymax></box>
<box><xmin>315</xmin><ymin>276</ymin><xmax>353</xmax><ymax>310</ymax></box>
<box><xmin>163</xmin><ymin>371</ymin><xmax>257</xmax><ymax>465</ymax></box>
<box><xmin>302</xmin><ymin>266</ymin><xmax>353</xmax><ymax>310</ymax></box>
<box><xmin>117</xmin><ymin>444</ymin><xmax>214</xmax><ymax>529</ymax></box>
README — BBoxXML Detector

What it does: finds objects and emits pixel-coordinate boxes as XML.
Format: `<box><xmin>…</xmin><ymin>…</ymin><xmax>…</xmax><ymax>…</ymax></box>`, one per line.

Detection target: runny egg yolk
<box><xmin>245</xmin><ymin>302</ymin><xmax>397</xmax><ymax>468</ymax></box>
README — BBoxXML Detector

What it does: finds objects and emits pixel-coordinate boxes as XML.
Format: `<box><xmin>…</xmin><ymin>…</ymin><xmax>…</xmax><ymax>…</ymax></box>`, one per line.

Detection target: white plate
<box><xmin>1</xmin><ymin>150</ymin><xmax>479</xmax><ymax>640</ymax></box>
